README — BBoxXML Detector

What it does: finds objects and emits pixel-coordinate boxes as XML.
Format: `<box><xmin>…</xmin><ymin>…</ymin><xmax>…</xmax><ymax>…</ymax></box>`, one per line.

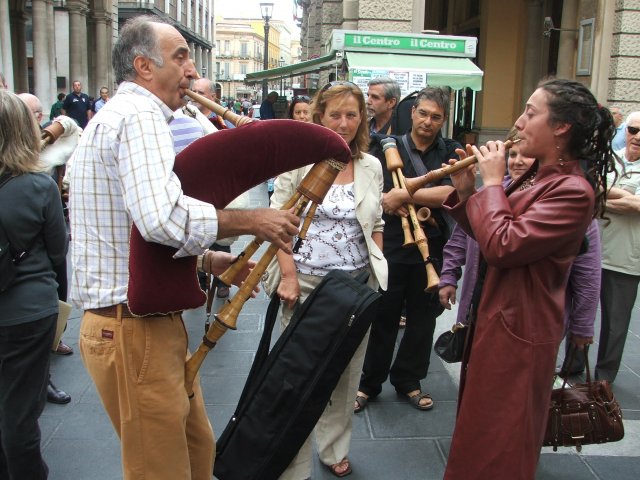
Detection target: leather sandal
<box><xmin>327</xmin><ymin>458</ymin><xmax>352</xmax><ymax>477</ymax></box>
<box><xmin>354</xmin><ymin>394</ymin><xmax>369</xmax><ymax>413</ymax></box>
<box><xmin>400</xmin><ymin>391</ymin><xmax>434</xmax><ymax>411</ymax></box>
<box><xmin>53</xmin><ymin>341</ymin><xmax>73</xmax><ymax>355</ymax></box>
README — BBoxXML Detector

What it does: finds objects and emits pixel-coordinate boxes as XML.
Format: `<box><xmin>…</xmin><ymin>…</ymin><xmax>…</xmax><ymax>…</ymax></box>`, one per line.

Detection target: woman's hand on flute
<box><xmin>470</xmin><ymin>141</ymin><xmax>506</xmax><ymax>187</ymax></box>
<box><xmin>449</xmin><ymin>146</ymin><xmax>478</xmax><ymax>201</ymax></box>
<box><xmin>382</xmin><ymin>188</ymin><xmax>409</xmax><ymax>217</ymax></box>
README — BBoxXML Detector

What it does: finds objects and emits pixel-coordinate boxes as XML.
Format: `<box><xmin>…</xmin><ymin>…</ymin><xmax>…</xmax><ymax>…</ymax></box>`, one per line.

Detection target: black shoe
<box><xmin>47</xmin><ymin>381</ymin><xmax>71</xmax><ymax>404</ymax></box>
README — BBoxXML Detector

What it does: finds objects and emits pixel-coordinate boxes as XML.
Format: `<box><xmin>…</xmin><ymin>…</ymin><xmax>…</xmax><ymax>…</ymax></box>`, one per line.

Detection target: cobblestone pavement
<box><xmin>42</xmin><ymin>183</ymin><xmax>640</xmax><ymax>479</ymax></box>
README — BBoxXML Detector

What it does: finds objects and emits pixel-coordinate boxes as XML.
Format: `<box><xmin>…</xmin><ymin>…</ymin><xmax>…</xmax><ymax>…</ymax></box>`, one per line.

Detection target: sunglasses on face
<box><xmin>321</xmin><ymin>80</ymin><xmax>359</xmax><ymax>92</ymax></box>
<box><xmin>627</xmin><ymin>126</ymin><xmax>640</xmax><ymax>135</ymax></box>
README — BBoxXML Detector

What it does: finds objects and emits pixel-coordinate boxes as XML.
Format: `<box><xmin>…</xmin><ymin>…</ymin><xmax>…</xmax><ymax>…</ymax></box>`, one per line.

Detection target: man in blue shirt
<box><xmin>61</xmin><ymin>80</ymin><xmax>92</xmax><ymax>128</ymax></box>
<box><xmin>92</xmin><ymin>86</ymin><xmax>110</xmax><ymax>113</ymax></box>
<box><xmin>260</xmin><ymin>91</ymin><xmax>278</xmax><ymax>119</ymax></box>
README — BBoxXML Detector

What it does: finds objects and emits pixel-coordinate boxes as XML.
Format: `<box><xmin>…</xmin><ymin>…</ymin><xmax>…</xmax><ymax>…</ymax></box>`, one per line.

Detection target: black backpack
<box><xmin>390</xmin><ymin>90</ymin><xmax>419</xmax><ymax>136</ymax></box>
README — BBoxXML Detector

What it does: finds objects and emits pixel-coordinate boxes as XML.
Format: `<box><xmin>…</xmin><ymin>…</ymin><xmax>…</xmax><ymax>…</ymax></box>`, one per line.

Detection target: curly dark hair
<box><xmin>538</xmin><ymin>78</ymin><xmax>617</xmax><ymax>217</ymax></box>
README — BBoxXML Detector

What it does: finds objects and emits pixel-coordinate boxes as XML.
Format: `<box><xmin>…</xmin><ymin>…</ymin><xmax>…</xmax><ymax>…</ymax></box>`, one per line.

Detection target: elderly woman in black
<box><xmin>0</xmin><ymin>90</ymin><xmax>68</xmax><ymax>479</ymax></box>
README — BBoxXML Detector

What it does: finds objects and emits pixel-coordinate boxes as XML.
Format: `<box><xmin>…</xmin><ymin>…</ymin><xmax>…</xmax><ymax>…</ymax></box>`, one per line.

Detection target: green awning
<box><xmin>244</xmin><ymin>52</ymin><xmax>338</xmax><ymax>84</ymax></box>
<box><xmin>346</xmin><ymin>52</ymin><xmax>483</xmax><ymax>91</ymax></box>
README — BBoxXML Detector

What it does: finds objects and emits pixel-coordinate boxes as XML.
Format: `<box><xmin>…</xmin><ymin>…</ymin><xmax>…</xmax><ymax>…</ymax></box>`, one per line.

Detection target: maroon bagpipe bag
<box><xmin>127</xmin><ymin>120</ymin><xmax>351</xmax><ymax>316</ymax></box>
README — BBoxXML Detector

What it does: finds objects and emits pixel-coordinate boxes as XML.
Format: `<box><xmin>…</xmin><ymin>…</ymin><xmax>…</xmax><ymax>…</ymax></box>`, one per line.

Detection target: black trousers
<box><xmin>596</xmin><ymin>268</ymin><xmax>640</xmax><ymax>382</ymax></box>
<box><xmin>360</xmin><ymin>262</ymin><xmax>444</xmax><ymax>396</ymax></box>
<box><xmin>0</xmin><ymin>313</ymin><xmax>56</xmax><ymax>480</ymax></box>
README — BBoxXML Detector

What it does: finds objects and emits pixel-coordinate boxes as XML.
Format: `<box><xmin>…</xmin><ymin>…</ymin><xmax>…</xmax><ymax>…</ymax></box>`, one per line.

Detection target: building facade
<box><xmin>214</xmin><ymin>16</ymin><xmax>294</xmax><ymax>101</ymax></box>
<box><xmin>296</xmin><ymin>0</ymin><xmax>640</xmax><ymax>142</ymax></box>
<box><xmin>0</xmin><ymin>0</ymin><xmax>214</xmax><ymax>109</ymax></box>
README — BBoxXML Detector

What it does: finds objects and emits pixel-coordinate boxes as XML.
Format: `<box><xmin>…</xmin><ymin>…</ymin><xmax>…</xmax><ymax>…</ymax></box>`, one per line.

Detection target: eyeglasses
<box><xmin>413</xmin><ymin>108</ymin><xmax>444</xmax><ymax>123</ymax></box>
<box><xmin>320</xmin><ymin>80</ymin><xmax>358</xmax><ymax>92</ymax></box>
<box><xmin>293</xmin><ymin>95</ymin><xmax>311</xmax><ymax>102</ymax></box>
<box><xmin>627</xmin><ymin>126</ymin><xmax>640</xmax><ymax>135</ymax></box>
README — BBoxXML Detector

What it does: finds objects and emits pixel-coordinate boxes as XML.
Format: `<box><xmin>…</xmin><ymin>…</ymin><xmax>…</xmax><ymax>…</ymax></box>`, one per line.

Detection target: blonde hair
<box><xmin>0</xmin><ymin>90</ymin><xmax>43</xmax><ymax>175</ymax></box>
<box><xmin>312</xmin><ymin>82</ymin><xmax>369</xmax><ymax>159</ymax></box>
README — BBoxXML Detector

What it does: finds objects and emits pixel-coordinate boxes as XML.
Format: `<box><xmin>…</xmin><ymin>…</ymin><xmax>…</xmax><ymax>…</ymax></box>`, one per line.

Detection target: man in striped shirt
<box><xmin>69</xmin><ymin>15</ymin><xmax>299</xmax><ymax>480</ymax></box>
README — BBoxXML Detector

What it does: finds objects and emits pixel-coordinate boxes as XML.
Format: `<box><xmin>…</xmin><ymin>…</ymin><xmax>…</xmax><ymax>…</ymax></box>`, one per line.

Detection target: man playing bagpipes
<box><xmin>69</xmin><ymin>15</ymin><xmax>351</xmax><ymax>480</ymax></box>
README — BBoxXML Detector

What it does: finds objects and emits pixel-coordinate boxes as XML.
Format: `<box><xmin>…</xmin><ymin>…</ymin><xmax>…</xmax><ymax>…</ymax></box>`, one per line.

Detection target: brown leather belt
<box><xmin>86</xmin><ymin>304</ymin><xmax>169</xmax><ymax>319</ymax></box>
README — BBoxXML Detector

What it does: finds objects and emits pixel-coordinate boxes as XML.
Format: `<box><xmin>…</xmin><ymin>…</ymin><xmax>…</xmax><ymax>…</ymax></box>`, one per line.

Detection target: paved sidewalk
<box><xmin>42</xmin><ymin>183</ymin><xmax>640</xmax><ymax>479</ymax></box>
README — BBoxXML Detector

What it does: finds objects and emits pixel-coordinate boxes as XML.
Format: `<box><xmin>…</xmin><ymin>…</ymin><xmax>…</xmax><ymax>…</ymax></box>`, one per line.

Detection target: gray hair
<box><xmin>626</xmin><ymin>111</ymin><xmax>640</xmax><ymax>125</ymax></box>
<box><xmin>414</xmin><ymin>86</ymin><xmax>450</xmax><ymax>117</ymax></box>
<box><xmin>194</xmin><ymin>77</ymin><xmax>215</xmax><ymax>95</ymax></box>
<box><xmin>112</xmin><ymin>15</ymin><xmax>166</xmax><ymax>84</ymax></box>
<box><xmin>0</xmin><ymin>71</ymin><xmax>6</xmax><ymax>89</ymax></box>
<box><xmin>368</xmin><ymin>76</ymin><xmax>401</xmax><ymax>102</ymax></box>
<box><xmin>17</xmin><ymin>93</ymin><xmax>43</xmax><ymax>113</ymax></box>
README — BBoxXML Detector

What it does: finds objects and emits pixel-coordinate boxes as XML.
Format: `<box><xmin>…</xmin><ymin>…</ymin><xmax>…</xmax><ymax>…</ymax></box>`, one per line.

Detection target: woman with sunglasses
<box><xmin>288</xmin><ymin>95</ymin><xmax>312</xmax><ymax>123</ymax></box>
<box><xmin>270</xmin><ymin>81</ymin><xmax>387</xmax><ymax>478</ymax></box>
<box><xmin>442</xmin><ymin>79</ymin><xmax>615</xmax><ymax>479</ymax></box>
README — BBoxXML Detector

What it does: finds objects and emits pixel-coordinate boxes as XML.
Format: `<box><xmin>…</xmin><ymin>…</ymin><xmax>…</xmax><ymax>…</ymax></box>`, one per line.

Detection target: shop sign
<box><xmin>349</xmin><ymin>68</ymin><xmax>427</xmax><ymax>98</ymax></box>
<box><xmin>331</xmin><ymin>30</ymin><xmax>477</xmax><ymax>58</ymax></box>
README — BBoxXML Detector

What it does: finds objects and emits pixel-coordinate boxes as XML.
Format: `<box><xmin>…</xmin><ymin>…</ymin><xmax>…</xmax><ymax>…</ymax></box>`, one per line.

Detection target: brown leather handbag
<box><xmin>543</xmin><ymin>345</ymin><xmax>624</xmax><ymax>452</ymax></box>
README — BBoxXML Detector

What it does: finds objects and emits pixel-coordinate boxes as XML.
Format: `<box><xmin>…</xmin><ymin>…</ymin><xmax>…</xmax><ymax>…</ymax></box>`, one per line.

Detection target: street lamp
<box><xmin>260</xmin><ymin>2</ymin><xmax>274</xmax><ymax>100</ymax></box>
<box><xmin>279</xmin><ymin>56</ymin><xmax>285</xmax><ymax>97</ymax></box>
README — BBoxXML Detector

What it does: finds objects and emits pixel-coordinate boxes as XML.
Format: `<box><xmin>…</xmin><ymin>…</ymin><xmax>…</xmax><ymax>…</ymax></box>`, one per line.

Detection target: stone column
<box><xmin>521</xmin><ymin>0</ymin><xmax>543</xmax><ymax>105</ymax></box>
<box><xmin>94</xmin><ymin>11</ymin><xmax>109</xmax><ymax>93</ymax></box>
<box><xmin>195</xmin><ymin>0</ymin><xmax>200</xmax><ymax>35</ymax></box>
<box><xmin>189</xmin><ymin>42</ymin><xmax>196</xmax><ymax>66</ymax></box>
<box><xmin>411</xmin><ymin>0</ymin><xmax>425</xmax><ymax>33</ymax></box>
<box><xmin>556</xmin><ymin>0</ymin><xmax>578</xmax><ymax>79</ymax></box>
<box><xmin>10</xmin><ymin>7</ymin><xmax>28</xmax><ymax>92</ymax></box>
<box><xmin>206</xmin><ymin>49</ymin><xmax>211</xmax><ymax>80</ymax></box>
<box><xmin>195</xmin><ymin>45</ymin><xmax>202</xmax><ymax>78</ymax></box>
<box><xmin>68</xmin><ymin>0</ymin><xmax>89</xmax><ymax>89</ymax></box>
<box><xmin>590</xmin><ymin>0</ymin><xmax>615</xmax><ymax>103</ymax></box>
<box><xmin>32</xmin><ymin>0</ymin><xmax>51</xmax><ymax>103</ymax></box>
<box><xmin>0</xmin><ymin>0</ymin><xmax>13</xmax><ymax>89</ymax></box>
<box><xmin>342</xmin><ymin>0</ymin><xmax>358</xmax><ymax>30</ymax></box>
<box><xmin>47</xmin><ymin>0</ymin><xmax>57</xmax><ymax>98</ymax></box>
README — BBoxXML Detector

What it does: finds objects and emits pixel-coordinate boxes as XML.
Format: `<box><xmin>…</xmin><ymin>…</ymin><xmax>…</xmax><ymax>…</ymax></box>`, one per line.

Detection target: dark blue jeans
<box><xmin>0</xmin><ymin>313</ymin><xmax>56</xmax><ymax>480</ymax></box>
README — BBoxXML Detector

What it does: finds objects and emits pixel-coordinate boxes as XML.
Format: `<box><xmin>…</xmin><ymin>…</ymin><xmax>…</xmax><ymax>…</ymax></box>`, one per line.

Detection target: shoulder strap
<box><xmin>400</xmin><ymin>134</ymin><xmax>428</xmax><ymax>177</ymax></box>
<box><xmin>234</xmin><ymin>293</ymin><xmax>281</xmax><ymax>407</ymax></box>
<box><xmin>0</xmin><ymin>173</ymin><xmax>14</xmax><ymax>189</ymax></box>
<box><xmin>0</xmin><ymin>174</ymin><xmax>41</xmax><ymax>261</ymax></box>
<box><xmin>0</xmin><ymin>174</ymin><xmax>15</xmax><ymax>237</ymax></box>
